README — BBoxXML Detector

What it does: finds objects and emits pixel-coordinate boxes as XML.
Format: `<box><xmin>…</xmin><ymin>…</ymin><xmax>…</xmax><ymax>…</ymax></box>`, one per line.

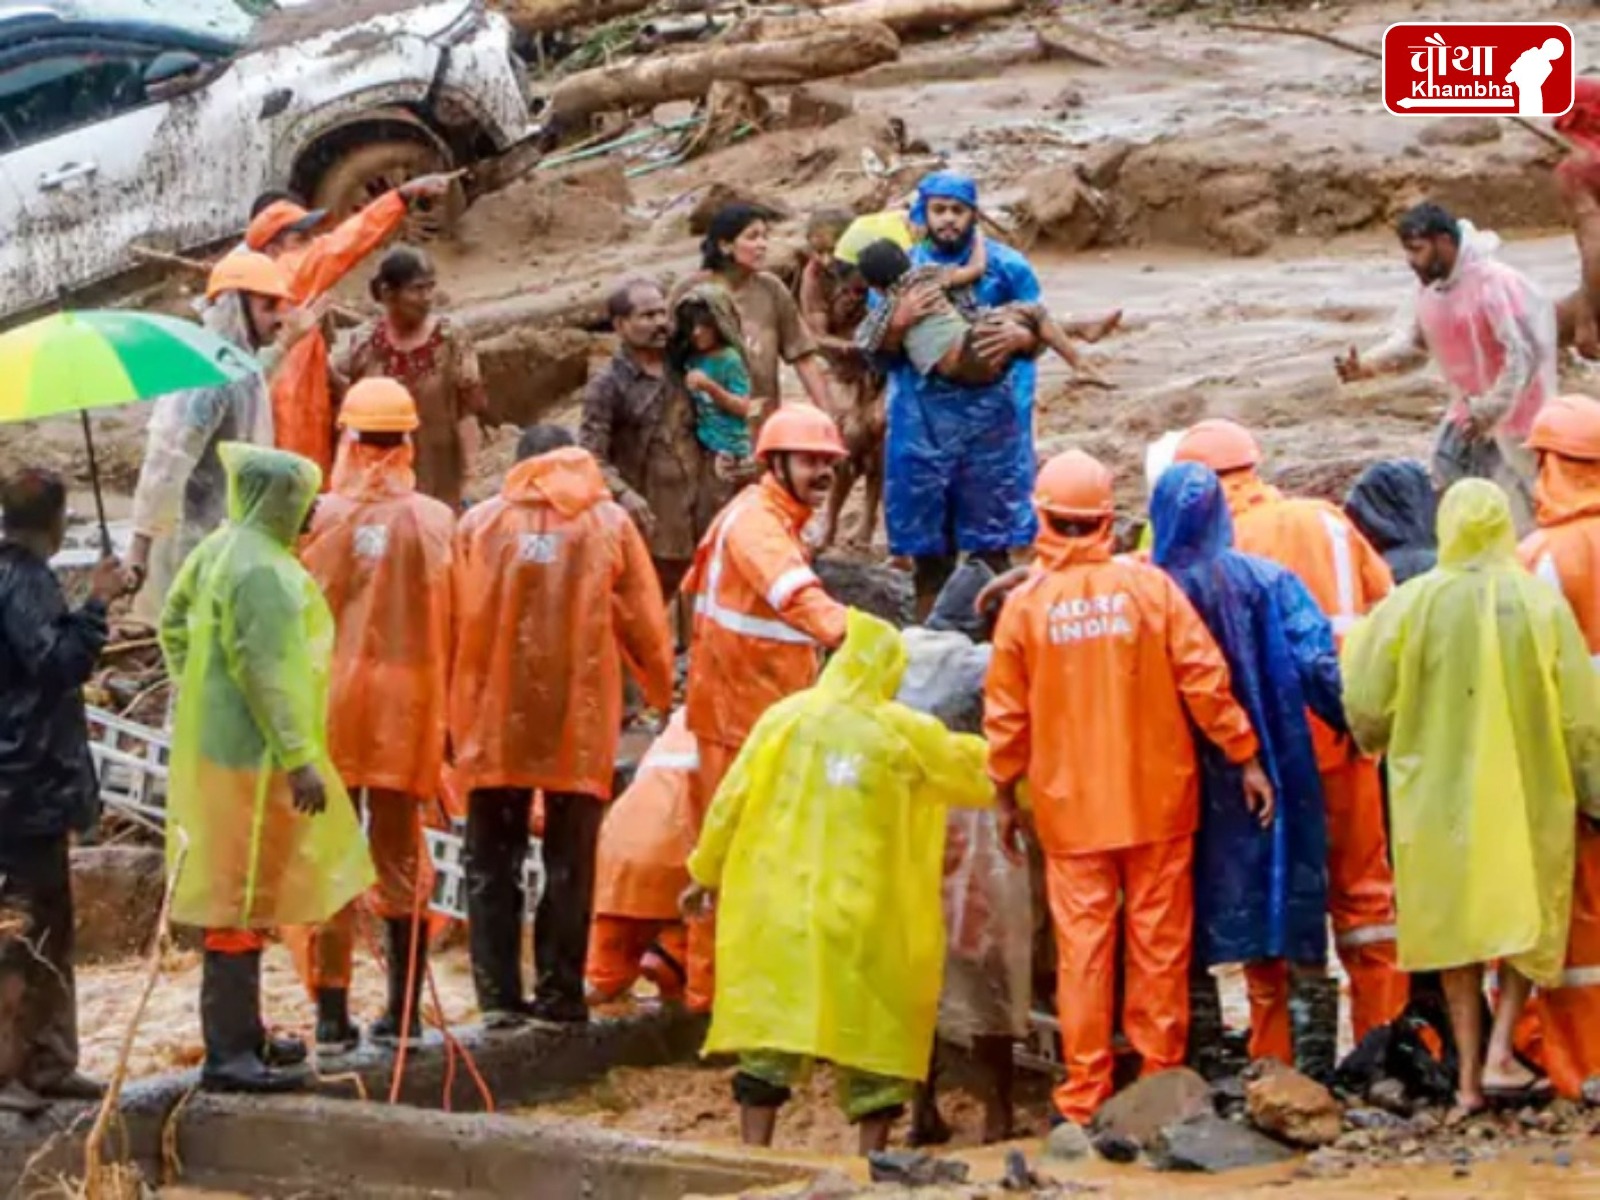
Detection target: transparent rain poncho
<box><xmin>160</xmin><ymin>443</ymin><xmax>374</xmax><ymax>929</ymax></box>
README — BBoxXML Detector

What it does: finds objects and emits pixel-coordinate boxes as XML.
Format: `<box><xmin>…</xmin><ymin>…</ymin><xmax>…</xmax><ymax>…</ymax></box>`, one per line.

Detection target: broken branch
<box><xmin>543</xmin><ymin>22</ymin><xmax>900</xmax><ymax>131</ymax></box>
<box><xmin>491</xmin><ymin>0</ymin><xmax>654</xmax><ymax>36</ymax></box>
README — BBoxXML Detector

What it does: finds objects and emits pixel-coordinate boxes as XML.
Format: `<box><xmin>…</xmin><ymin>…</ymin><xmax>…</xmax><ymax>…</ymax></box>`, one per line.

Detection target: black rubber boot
<box><xmin>201</xmin><ymin>951</ymin><xmax>306</xmax><ymax>1094</ymax></box>
<box><xmin>1187</xmin><ymin>968</ymin><xmax>1229</xmax><ymax>1081</ymax></box>
<box><xmin>466</xmin><ymin>790</ymin><xmax>531</xmax><ymax>1028</ymax></box>
<box><xmin>371</xmin><ymin>919</ymin><xmax>428</xmax><ymax>1047</ymax></box>
<box><xmin>1290</xmin><ymin>971</ymin><xmax>1341</xmax><ymax>1085</ymax></box>
<box><xmin>315</xmin><ymin>988</ymin><xmax>359</xmax><ymax>1055</ymax></box>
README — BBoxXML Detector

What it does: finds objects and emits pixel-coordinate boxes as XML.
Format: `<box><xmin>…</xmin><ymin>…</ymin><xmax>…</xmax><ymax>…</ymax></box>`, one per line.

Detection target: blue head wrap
<box><xmin>911</xmin><ymin>171</ymin><xmax>979</xmax><ymax>228</ymax></box>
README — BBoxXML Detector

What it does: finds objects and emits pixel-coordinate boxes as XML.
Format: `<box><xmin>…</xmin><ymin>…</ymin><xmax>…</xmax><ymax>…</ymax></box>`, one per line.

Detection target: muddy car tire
<box><xmin>311</xmin><ymin>138</ymin><xmax>466</xmax><ymax>243</ymax></box>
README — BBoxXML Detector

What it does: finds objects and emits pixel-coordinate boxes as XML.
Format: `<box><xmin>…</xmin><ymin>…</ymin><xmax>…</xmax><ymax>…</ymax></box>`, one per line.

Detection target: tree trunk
<box><xmin>543</xmin><ymin>23</ymin><xmax>900</xmax><ymax>130</ymax></box>
<box><xmin>729</xmin><ymin>0</ymin><xmax>1022</xmax><ymax>40</ymax></box>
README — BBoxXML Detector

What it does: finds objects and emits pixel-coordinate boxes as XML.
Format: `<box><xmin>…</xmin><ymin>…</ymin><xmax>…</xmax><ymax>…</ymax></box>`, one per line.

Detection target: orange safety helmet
<box><xmin>1527</xmin><ymin>394</ymin><xmax>1600</xmax><ymax>461</ymax></box>
<box><xmin>339</xmin><ymin>376</ymin><xmax>420</xmax><ymax>433</ymax></box>
<box><xmin>754</xmin><ymin>402</ymin><xmax>848</xmax><ymax>460</ymax></box>
<box><xmin>1035</xmin><ymin>448</ymin><xmax>1114</xmax><ymax>518</ymax></box>
<box><xmin>1174</xmin><ymin>418</ymin><xmax>1262</xmax><ymax>474</ymax></box>
<box><xmin>206</xmin><ymin>251</ymin><xmax>292</xmax><ymax>303</ymax></box>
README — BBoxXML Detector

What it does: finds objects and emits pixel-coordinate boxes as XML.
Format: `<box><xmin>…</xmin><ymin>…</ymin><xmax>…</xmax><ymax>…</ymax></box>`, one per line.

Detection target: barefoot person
<box><xmin>1343</xmin><ymin>479</ymin><xmax>1600</xmax><ymax>1114</ymax></box>
<box><xmin>1334</xmin><ymin>202</ymin><xmax>1556</xmax><ymax>533</ymax></box>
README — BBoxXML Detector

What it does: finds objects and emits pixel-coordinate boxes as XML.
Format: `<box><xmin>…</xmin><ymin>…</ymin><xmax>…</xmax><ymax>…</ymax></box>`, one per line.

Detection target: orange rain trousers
<box><xmin>272</xmin><ymin>192</ymin><xmax>409</xmax><ymax>479</ymax></box>
<box><xmin>586</xmin><ymin>918</ymin><xmax>691</xmax><ymax>1002</ymax></box>
<box><xmin>1046</xmin><ymin>836</ymin><xmax>1194</xmax><ymax>1125</ymax></box>
<box><xmin>204</xmin><ymin>930</ymin><xmax>266</xmax><ymax>954</ymax></box>
<box><xmin>285</xmin><ymin>789</ymin><xmax>434</xmax><ymax>991</ymax></box>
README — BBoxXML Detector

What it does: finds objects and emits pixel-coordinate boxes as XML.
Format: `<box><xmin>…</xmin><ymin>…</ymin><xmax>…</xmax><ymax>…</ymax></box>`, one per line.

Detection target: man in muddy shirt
<box><xmin>579</xmin><ymin>279</ymin><xmax>706</xmax><ymax>600</ymax></box>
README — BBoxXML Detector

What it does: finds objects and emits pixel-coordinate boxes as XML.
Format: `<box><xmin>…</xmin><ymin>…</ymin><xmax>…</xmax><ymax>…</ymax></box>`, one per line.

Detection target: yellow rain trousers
<box><xmin>687</xmin><ymin>610</ymin><xmax>993</xmax><ymax>1083</ymax></box>
<box><xmin>160</xmin><ymin>444</ymin><xmax>375</xmax><ymax>930</ymax></box>
<box><xmin>1342</xmin><ymin>480</ymin><xmax>1600</xmax><ymax>986</ymax></box>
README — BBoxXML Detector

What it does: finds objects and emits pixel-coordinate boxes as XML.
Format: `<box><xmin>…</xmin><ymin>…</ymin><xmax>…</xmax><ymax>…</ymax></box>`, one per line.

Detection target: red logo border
<box><xmin>1381</xmin><ymin>21</ymin><xmax>1575</xmax><ymax>119</ymax></box>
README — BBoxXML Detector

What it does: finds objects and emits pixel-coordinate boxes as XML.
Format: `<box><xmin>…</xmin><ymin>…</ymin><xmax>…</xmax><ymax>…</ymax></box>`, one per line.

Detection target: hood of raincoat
<box><xmin>502</xmin><ymin>447</ymin><xmax>611</xmax><ymax>517</ymax></box>
<box><xmin>676</xmin><ymin>281</ymin><xmax>751</xmax><ymax>371</ymax></box>
<box><xmin>219</xmin><ymin>442</ymin><xmax>321</xmax><ymax>547</ymax></box>
<box><xmin>1151</xmin><ymin>462</ymin><xmax>1233</xmax><ymax>569</ymax></box>
<box><xmin>1218</xmin><ymin>469</ymin><xmax>1279</xmax><ymax>519</ymax></box>
<box><xmin>1344</xmin><ymin>460</ymin><xmax>1438</xmax><ymax>554</ymax></box>
<box><xmin>1436</xmin><ymin>219</ymin><xmax>1501</xmax><ymax>292</ymax></box>
<box><xmin>1536</xmin><ymin>452</ymin><xmax>1600</xmax><ymax>528</ymax></box>
<box><xmin>329</xmin><ymin>438</ymin><xmax>416</xmax><ymax>500</ymax></box>
<box><xmin>1555</xmin><ymin>77</ymin><xmax>1600</xmax><ymax>155</ymax></box>
<box><xmin>1437</xmin><ymin>479</ymin><xmax>1518</xmax><ymax>569</ymax></box>
<box><xmin>1034</xmin><ymin>511</ymin><xmax>1114</xmax><ymax>571</ymax></box>
<box><xmin>815</xmin><ymin>609</ymin><xmax>906</xmax><ymax>707</ymax></box>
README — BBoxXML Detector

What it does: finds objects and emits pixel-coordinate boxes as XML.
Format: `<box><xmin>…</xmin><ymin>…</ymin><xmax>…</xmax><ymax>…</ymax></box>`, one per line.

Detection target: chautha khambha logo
<box><xmin>1383</xmin><ymin>23</ymin><xmax>1575</xmax><ymax>117</ymax></box>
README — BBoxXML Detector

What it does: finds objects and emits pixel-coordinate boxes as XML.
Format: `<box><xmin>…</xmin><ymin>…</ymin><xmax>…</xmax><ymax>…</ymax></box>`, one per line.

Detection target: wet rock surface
<box><xmin>1245</xmin><ymin>1065</ymin><xmax>1343</xmax><ymax>1148</ymax></box>
<box><xmin>1148</xmin><ymin>1112</ymin><xmax>1298</xmax><ymax>1173</ymax></box>
<box><xmin>815</xmin><ymin>557</ymin><xmax>916</xmax><ymax>627</ymax></box>
<box><xmin>1088</xmin><ymin>1067</ymin><xmax>1211</xmax><ymax>1150</ymax></box>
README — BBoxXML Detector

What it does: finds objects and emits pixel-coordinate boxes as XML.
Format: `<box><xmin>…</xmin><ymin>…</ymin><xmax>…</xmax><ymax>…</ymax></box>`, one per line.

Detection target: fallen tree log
<box><xmin>543</xmin><ymin>22</ymin><xmax>900</xmax><ymax>131</ymax></box>
<box><xmin>729</xmin><ymin>0</ymin><xmax>1022</xmax><ymax>40</ymax></box>
<box><xmin>492</xmin><ymin>0</ymin><xmax>653</xmax><ymax>35</ymax></box>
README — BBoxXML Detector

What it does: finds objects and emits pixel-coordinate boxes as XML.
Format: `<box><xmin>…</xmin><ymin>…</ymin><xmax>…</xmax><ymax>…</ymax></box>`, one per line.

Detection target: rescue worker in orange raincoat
<box><xmin>585</xmin><ymin>710</ymin><xmax>701</xmax><ymax>1005</ymax></box>
<box><xmin>982</xmin><ymin>449</ymin><xmax>1273</xmax><ymax>1127</ymax></box>
<box><xmin>1516</xmin><ymin>393</ymin><xmax>1600</xmax><ymax>1100</ymax></box>
<box><xmin>451</xmin><ymin>425</ymin><xmax>674</xmax><ymax>1029</ymax></box>
<box><xmin>1174</xmin><ymin>419</ymin><xmax>1407</xmax><ymax>1061</ymax></box>
<box><xmin>244</xmin><ymin>176</ymin><xmax>456</xmax><ymax>477</ymax></box>
<box><xmin>680</xmin><ymin>402</ymin><xmax>851</xmax><ymax>1011</ymax></box>
<box><xmin>296</xmin><ymin>379</ymin><xmax>455</xmax><ymax>1055</ymax></box>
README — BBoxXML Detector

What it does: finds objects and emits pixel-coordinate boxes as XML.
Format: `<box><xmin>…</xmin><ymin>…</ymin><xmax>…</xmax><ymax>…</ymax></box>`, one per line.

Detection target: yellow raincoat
<box><xmin>687</xmin><ymin>610</ymin><xmax>993</xmax><ymax>1082</ymax></box>
<box><xmin>1342</xmin><ymin>480</ymin><xmax>1600</xmax><ymax>985</ymax></box>
<box><xmin>160</xmin><ymin>444</ymin><xmax>375</xmax><ymax>930</ymax></box>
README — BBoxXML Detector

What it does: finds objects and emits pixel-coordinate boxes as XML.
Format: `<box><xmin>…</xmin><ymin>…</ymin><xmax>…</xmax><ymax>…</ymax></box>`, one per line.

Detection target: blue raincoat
<box><xmin>882</xmin><ymin>173</ymin><xmax>1036</xmax><ymax>557</ymax></box>
<box><xmin>1151</xmin><ymin>463</ymin><xmax>1346</xmax><ymax>967</ymax></box>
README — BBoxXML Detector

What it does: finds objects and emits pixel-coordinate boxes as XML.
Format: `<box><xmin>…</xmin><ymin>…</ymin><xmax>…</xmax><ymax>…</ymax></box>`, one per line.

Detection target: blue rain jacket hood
<box><xmin>1152</xmin><ymin>462</ymin><xmax>1347</xmax><ymax>966</ymax></box>
<box><xmin>910</xmin><ymin>171</ymin><xmax>979</xmax><ymax>228</ymax></box>
<box><xmin>1344</xmin><ymin>459</ymin><xmax>1438</xmax><ymax>585</ymax></box>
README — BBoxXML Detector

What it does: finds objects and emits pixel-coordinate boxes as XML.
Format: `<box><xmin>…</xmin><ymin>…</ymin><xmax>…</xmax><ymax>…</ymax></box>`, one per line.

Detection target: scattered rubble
<box><xmin>1148</xmin><ymin>1112</ymin><xmax>1298</xmax><ymax>1173</ymax></box>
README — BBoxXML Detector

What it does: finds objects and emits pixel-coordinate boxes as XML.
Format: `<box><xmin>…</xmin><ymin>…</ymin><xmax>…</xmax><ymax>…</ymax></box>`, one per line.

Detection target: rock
<box><xmin>475</xmin><ymin>326</ymin><xmax>594</xmax><ymax>428</ymax></box>
<box><xmin>1368</xmin><ymin>1077</ymin><xmax>1412</xmax><ymax>1116</ymax></box>
<box><xmin>1209</xmin><ymin>1074</ymin><xmax>1247</xmax><ymax>1114</ymax></box>
<box><xmin>71</xmin><ymin>846</ymin><xmax>166</xmax><ymax>962</ymax></box>
<box><xmin>1416</xmin><ymin>116</ymin><xmax>1502</xmax><ymax>147</ymax></box>
<box><xmin>1555</xmin><ymin>1149</ymin><xmax>1575</xmax><ymax>1168</ymax></box>
<box><xmin>1581</xmin><ymin>1076</ymin><xmax>1600</xmax><ymax>1107</ymax></box>
<box><xmin>1345</xmin><ymin>1107</ymin><xmax>1404</xmax><ymax>1132</ymax></box>
<box><xmin>1333</xmin><ymin>1130</ymin><xmax>1372</xmax><ymax>1153</ymax></box>
<box><xmin>1089</xmin><ymin>1068</ymin><xmax>1211</xmax><ymax>1151</ymax></box>
<box><xmin>1091</xmin><ymin>1131</ymin><xmax>1139</xmax><ymax>1164</ymax></box>
<box><xmin>686</xmin><ymin>183</ymin><xmax>790</xmax><ymax>237</ymax></box>
<box><xmin>866</xmin><ymin>1150</ymin><xmax>969</xmax><ymax>1186</ymax></box>
<box><xmin>1246</xmin><ymin>1065</ymin><xmax>1343</xmax><ymax>1148</ymax></box>
<box><xmin>786</xmin><ymin>83</ymin><xmax>854</xmax><ymax>129</ymax></box>
<box><xmin>814</xmin><ymin>557</ymin><xmax>914</xmax><ymax>627</ymax></box>
<box><xmin>1148</xmin><ymin>1113</ymin><xmax>1297</xmax><ymax>1173</ymax></box>
<box><xmin>1044</xmin><ymin>1121</ymin><xmax>1092</xmax><ymax>1162</ymax></box>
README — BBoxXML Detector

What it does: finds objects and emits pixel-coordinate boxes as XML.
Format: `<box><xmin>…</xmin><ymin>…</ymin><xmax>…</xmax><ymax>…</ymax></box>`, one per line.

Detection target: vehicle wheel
<box><xmin>311</xmin><ymin>138</ymin><xmax>464</xmax><ymax>243</ymax></box>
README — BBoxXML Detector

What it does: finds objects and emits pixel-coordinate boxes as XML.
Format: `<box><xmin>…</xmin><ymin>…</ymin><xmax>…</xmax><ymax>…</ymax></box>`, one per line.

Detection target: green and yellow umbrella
<box><xmin>0</xmin><ymin>310</ymin><xmax>259</xmax><ymax>553</ymax></box>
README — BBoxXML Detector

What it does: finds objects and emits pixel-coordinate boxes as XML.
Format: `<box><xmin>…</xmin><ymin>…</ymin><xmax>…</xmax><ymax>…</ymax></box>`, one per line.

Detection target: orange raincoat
<box><xmin>1219</xmin><ymin>469</ymin><xmax>1406</xmax><ymax>1054</ymax></box>
<box><xmin>450</xmin><ymin>447</ymin><xmax>674</xmax><ymax>800</ymax></box>
<box><xmin>984</xmin><ymin>517</ymin><xmax>1258</xmax><ymax>1124</ymax></box>
<box><xmin>272</xmin><ymin>193</ymin><xmax>409</xmax><ymax>478</ymax></box>
<box><xmin>586</xmin><ymin>711</ymin><xmax>702</xmax><ymax>1002</ymax></box>
<box><xmin>1518</xmin><ymin>441</ymin><xmax>1600</xmax><ymax>1099</ymax></box>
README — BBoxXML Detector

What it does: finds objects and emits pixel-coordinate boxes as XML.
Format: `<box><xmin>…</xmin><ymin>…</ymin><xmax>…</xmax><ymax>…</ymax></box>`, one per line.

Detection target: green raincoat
<box><xmin>160</xmin><ymin>443</ymin><xmax>374</xmax><ymax>929</ymax></box>
<box><xmin>688</xmin><ymin>610</ymin><xmax>993</xmax><ymax>1082</ymax></box>
<box><xmin>1342</xmin><ymin>480</ymin><xmax>1600</xmax><ymax>985</ymax></box>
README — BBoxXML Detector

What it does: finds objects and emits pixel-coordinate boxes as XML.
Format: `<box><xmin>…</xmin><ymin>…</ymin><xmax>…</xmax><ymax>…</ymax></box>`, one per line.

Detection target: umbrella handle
<box><xmin>79</xmin><ymin>410</ymin><xmax>114</xmax><ymax>559</ymax></box>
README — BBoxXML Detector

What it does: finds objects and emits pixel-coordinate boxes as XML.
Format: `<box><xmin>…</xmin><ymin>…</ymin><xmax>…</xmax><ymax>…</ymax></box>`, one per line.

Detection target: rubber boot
<box><xmin>1187</xmin><ymin>968</ymin><xmax>1229</xmax><ymax>1081</ymax></box>
<box><xmin>371</xmin><ymin>919</ymin><xmax>428</xmax><ymax>1048</ymax></box>
<box><xmin>1290</xmin><ymin>971</ymin><xmax>1341</xmax><ymax>1085</ymax></box>
<box><xmin>200</xmin><ymin>951</ymin><xmax>306</xmax><ymax>1094</ymax></box>
<box><xmin>466</xmin><ymin>791</ymin><xmax>530</xmax><ymax>1029</ymax></box>
<box><xmin>314</xmin><ymin>988</ymin><xmax>359</xmax><ymax>1056</ymax></box>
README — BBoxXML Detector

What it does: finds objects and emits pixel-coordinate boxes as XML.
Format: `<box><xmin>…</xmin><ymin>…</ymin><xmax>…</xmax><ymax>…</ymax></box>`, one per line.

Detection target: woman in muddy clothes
<box><xmin>337</xmin><ymin>247</ymin><xmax>487</xmax><ymax>510</ymax></box>
<box><xmin>673</xmin><ymin>204</ymin><xmax>836</xmax><ymax>422</ymax></box>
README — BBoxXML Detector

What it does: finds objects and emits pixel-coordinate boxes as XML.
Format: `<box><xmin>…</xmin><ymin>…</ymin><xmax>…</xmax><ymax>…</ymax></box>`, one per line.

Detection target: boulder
<box><xmin>814</xmin><ymin>557</ymin><xmax>914</xmax><ymax>627</ymax></box>
<box><xmin>1090</xmin><ymin>1067</ymin><xmax>1212</xmax><ymax>1150</ymax></box>
<box><xmin>71</xmin><ymin>845</ymin><xmax>166</xmax><ymax>962</ymax></box>
<box><xmin>787</xmin><ymin>84</ymin><xmax>855</xmax><ymax>129</ymax></box>
<box><xmin>475</xmin><ymin>326</ymin><xmax>594</xmax><ymax>428</ymax></box>
<box><xmin>1149</xmin><ymin>1113</ymin><xmax>1298</xmax><ymax>1173</ymax></box>
<box><xmin>1013</xmin><ymin>165</ymin><xmax>1109</xmax><ymax>252</ymax></box>
<box><xmin>1246</xmin><ymin>1064</ymin><xmax>1343</xmax><ymax>1148</ymax></box>
<box><xmin>1091</xmin><ymin>1130</ymin><xmax>1139</xmax><ymax>1163</ymax></box>
<box><xmin>1043</xmin><ymin>1120</ymin><xmax>1091</xmax><ymax>1162</ymax></box>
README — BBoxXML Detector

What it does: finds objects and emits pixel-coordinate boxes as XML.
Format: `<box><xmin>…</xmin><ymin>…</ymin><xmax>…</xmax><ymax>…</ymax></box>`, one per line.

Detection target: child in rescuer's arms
<box><xmin>853</xmin><ymin>238</ymin><xmax>1110</xmax><ymax>389</ymax></box>
<box><xmin>670</xmin><ymin>285</ymin><xmax>756</xmax><ymax>481</ymax></box>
